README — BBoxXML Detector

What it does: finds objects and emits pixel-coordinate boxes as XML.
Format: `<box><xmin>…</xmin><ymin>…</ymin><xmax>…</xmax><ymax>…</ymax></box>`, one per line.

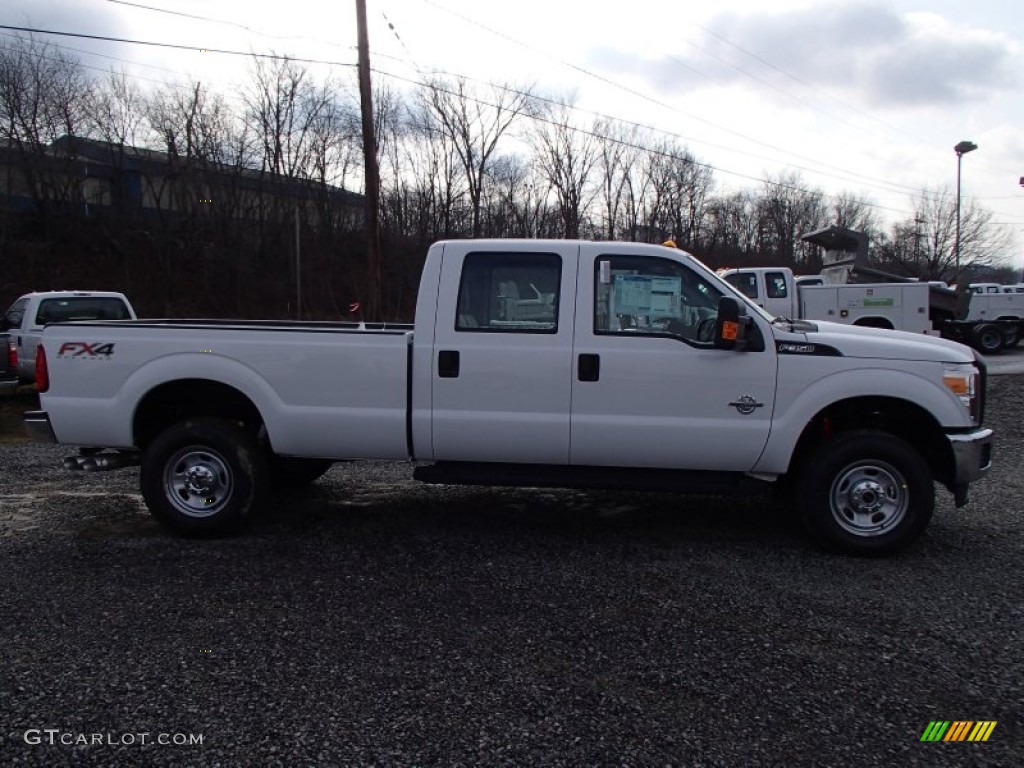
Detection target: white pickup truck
<box><xmin>724</xmin><ymin>267</ymin><xmax>1020</xmax><ymax>353</ymax></box>
<box><xmin>24</xmin><ymin>240</ymin><xmax>993</xmax><ymax>555</ymax></box>
<box><xmin>2</xmin><ymin>291</ymin><xmax>136</xmax><ymax>383</ymax></box>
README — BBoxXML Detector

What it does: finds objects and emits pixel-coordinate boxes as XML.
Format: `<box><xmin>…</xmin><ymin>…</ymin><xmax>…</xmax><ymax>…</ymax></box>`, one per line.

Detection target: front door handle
<box><xmin>438</xmin><ymin>350</ymin><xmax>460</xmax><ymax>378</ymax></box>
<box><xmin>578</xmin><ymin>353</ymin><xmax>600</xmax><ymax>382</ymax></box>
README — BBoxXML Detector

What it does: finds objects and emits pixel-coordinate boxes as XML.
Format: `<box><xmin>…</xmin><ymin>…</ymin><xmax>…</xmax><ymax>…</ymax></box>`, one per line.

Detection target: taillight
<box><xmin>6</xmin><ymin>339</ymin><xmax>14</xmax><ymax>370</ymax></box>
<box><xmin>36</xmin><ymin>344</ymin><xmax>49</xmax><ymax>393</ymax></box>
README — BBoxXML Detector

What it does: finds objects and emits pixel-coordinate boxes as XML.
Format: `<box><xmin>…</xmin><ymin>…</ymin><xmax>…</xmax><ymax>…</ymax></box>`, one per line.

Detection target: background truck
<box><xmin>24</xmin><ymin>239</ymin><xmax>993</xmax><ymax>556</ymax></box>
<box><xmin>722</xmin><ymin>267</ymin><xmax>936</xmax><ymax>334</ymax></box>
<box><xmin>1</xmin><ymin>291</ymin><xmax>136</xmax><ymax>384</ymax></box>
<box><xmin>722</xmin><ymin>226</ymin><xmax>1021</xmax><ymax>354</ymax></box>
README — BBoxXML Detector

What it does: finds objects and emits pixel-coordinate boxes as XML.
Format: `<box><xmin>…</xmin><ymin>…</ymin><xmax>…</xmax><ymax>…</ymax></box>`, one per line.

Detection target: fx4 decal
<box><xmin>58</xmin><ymin>342</ymin><xmax>116</xmax><ymax>358</ymax></box>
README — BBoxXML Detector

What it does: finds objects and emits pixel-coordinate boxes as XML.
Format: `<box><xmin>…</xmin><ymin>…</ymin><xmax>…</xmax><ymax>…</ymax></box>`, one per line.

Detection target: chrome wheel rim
<box><xmin>829</xmin><ymin>460</ymin><xmax>908</xmax><ymax>537</ymax></box>
<box><xmin>164</xmin><ymin>446</ymin><xmax>233</xmax><ymax>518</ymax></box>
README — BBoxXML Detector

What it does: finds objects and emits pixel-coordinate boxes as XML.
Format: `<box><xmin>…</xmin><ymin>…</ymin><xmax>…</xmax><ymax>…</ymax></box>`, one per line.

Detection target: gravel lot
<box><xmin>0</xmin><ymin>377</ymin><xmax>1021</xmax><ymax>767</ymax></box>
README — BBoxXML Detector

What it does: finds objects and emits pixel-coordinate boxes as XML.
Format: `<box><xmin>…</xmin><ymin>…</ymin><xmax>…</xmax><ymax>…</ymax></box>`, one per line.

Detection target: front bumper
<box><xmin>945</xmin><ymin>427</ymin><xmax>994</xmax><ymax>507</ymax></box>
<box><xmin>24</xmin><ymin>410</ymin><xmax>56</xmax><ymax>443</ymax></box>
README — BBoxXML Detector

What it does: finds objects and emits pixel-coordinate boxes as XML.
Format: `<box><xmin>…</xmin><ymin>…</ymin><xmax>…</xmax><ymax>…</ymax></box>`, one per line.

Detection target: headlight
<box><xmin>943</xmin><ymin>365</ymin><xmax>980</xmax><ymax>423</ymax></box>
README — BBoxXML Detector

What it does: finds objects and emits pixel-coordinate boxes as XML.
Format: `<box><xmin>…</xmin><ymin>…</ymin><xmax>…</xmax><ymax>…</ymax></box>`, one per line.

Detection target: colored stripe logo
<box><xmin>920</xmin><ymin>721</ymin><xmax>997</xmax><ymax>742</ymax></box>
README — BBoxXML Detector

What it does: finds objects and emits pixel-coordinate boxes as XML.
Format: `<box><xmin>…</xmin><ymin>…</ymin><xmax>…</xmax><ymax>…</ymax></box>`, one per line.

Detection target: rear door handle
<box><xmin>438</xmin><ymin>350</ymin><xmax>460</xmax><ymax>378</ymax></box>
<box><xmin>578</xmin><ymin>353</ymin><xmax>600</xmax><ymax>382</ymax></box>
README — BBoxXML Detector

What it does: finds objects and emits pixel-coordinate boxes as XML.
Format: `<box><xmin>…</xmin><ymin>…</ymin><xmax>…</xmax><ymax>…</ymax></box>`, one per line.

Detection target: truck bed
<box><xmin>39</xmin><ymin>319</ymin><xmax>416</xmax><ymax>458</ymax></box>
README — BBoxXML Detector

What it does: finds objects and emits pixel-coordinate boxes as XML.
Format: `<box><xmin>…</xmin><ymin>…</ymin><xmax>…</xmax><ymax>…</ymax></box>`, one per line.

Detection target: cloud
<box><xmin>1</xmin><ymin>0</ymin><xmax>134</xmax><ymax>63</ymax></box>
<box><xmin>593</xmin><ymin>1</ymin><xmax>1021</xmax><ymax>109</ymax></box>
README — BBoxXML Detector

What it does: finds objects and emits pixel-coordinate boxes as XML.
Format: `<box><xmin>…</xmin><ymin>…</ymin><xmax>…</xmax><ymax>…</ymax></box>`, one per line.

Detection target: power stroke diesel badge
<box><xmin>728</xmin><ymin>395</ymin><xmax>764</xmax><ymax>415</ymax></box>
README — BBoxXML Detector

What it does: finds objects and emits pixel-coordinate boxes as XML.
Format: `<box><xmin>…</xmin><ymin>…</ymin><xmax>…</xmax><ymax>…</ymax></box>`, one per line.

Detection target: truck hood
<box><xmin>770</xmin><ymin>319</ymin><xmax>977</xmax><ymax>364</ymax></box>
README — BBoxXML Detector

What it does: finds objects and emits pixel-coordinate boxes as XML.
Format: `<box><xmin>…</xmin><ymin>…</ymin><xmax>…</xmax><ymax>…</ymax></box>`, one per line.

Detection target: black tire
<box><xmin>797</xmin><ymin>431</ymin><xmax>934</xmax><ymax>556</ymax></box>
<box><xmin>1002</xmin><ymin>328</ymin><xmax>1020</xmax><ymax>348</ymax></box>
<box><xmin>140</xmin><ymin>418</ymin><xmax>268</xmax><ymax>537</ymax></box>
<box><xmin>972</xmin><ymin>324</ymin><xmax>1004</xmax><ymax>355</ymax></box>
<box><xmin>269</xmin><ymin>457</ymin><xmax>334</xmax><ymax>488</ymax></box>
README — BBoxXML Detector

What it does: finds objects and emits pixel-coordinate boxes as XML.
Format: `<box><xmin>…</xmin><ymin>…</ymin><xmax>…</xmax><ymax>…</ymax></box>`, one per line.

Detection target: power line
<box><xmin>0</xmin><ymin>22</ymin><xmax>917</xmax><ymax>216</ymax></box>
<box><xmin>0</xmin><ymin>23</ymin><xmax>358</xmax><ymax>68</ymax></box>
<box><xmin>6</xmin><ymin>23</ymin><xmax>1019</xmax><ymax>224</ymax></box>
<box><xmin>410</xmin><ymin>1</ymin><xmax>979</xmax><ymax>206</ymax></box>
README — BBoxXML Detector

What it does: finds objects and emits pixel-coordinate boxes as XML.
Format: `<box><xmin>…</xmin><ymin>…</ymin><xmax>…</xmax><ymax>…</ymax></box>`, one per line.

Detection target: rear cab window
<box><xmin>455</xmin><ymin>253</ymin><xmax>561</xmax><ymax>333</ymax></box>
<box><xmin>34</xmin><ymin>297</ymin><xmax>131</xmax><ymax>325</ymax></box>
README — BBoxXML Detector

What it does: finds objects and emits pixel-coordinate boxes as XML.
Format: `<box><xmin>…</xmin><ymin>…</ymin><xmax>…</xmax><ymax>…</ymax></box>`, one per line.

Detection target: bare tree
<box><xmin>244</xmin><ymin>55</ymin><xmax>334</xmax><ymax>180</ymax></box>
<box><xmin>755</xmin><ymin>172</ymin><xmax>827</xmax><ymax>267</ymax></box>
<box><xmin>420</xmin><ymin>76</ymin><xmax>534</xmax><ymax>237</ymax></box>
<box><xmin>531</xmin><ymin>99</ymin><xmax>599</xmax><ymax>238</ymax></box>
<box><xmin>877</xmin><ymin>187</ymin><xmax>1012</xmax><ymax>283</ymax></box>
<box><xmin>0</xmin><ymin>34</ymin><xmax>91</xmax><ymax>208</ymax></box>
<box><xmin>593</xmin><ymin>119</ymin><xmax>642</xmax><ymax>240</ymax></box>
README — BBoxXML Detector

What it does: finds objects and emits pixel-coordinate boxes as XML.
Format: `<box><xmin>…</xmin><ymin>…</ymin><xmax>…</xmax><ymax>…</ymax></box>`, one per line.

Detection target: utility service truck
<box><xmin>24</xmin><ymin>239</ymin><xmax>993</xmax><ymax>556</ymax></box>
<box><xmin>723</xmin><ymin>227</ymin><xmax>1022</xmax><ymax>354</ymax></box>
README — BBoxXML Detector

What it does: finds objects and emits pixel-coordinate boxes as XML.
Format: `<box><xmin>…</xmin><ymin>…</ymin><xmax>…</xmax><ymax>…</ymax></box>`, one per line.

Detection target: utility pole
<box><xmin>355</xmin><ymin>0</ymin><xmax>382</xmax><ymax>320</ymax></box>
<box><xmin>295</xmin><ymin>202</ymin><xmax>301</xmax><ymax>320</ymax></box>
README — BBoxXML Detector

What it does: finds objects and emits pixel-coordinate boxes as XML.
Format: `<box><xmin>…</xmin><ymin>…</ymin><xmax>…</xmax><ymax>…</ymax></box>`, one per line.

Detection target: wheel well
<box><xmin>788</xmin><ymin>397</ymin><xmax>954</xmax><ymax>487</ymax></box>
<box><xmin>852</xmin><ymin>317</ymin><xmax>895</xmax><ymax>330</ymax></box>
<box><xmin>133</xmin><ymin>379</ymin><xmax>264</xmax><ymax>449</ymax></box>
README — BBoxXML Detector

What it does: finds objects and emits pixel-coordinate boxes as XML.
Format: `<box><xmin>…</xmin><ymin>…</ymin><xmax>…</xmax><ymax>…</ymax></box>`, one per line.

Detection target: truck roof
<box><xmin>19</xmin><ymin>291</ymin><xmax>130</xmax><ymax>299</ymax></box>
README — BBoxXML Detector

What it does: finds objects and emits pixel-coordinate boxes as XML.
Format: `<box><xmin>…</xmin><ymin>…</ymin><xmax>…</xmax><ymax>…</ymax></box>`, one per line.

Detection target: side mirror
<box><xmin>714</xmin><ymin>296</ymin><xmax>747</xmax><ymax>351</ymax></box>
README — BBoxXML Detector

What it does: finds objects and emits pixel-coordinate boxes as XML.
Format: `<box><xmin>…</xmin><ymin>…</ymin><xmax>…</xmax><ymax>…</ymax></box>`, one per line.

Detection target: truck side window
<box><xmin>4</xmin><ymin>298</ymin><xmax>28</xmax><ymax>330</ymax></box>
<box><xmin>594</xmin><ymin>255</ymin><xmax>722</xmax><ymax>343</ymax></box>
<box><xmin>766</xmin><ymin>272</ymin><xmax>788</xmax><ymax>299</ymax></box>
<box><xmin>724</xmin><ymin>272</ymin><xmax>758</xmax><ymax>299</ymax></box>
<box><xmin>456</xmin><ymin>252</ymin><xmax>560</xmax><ymax>333</ymax></box>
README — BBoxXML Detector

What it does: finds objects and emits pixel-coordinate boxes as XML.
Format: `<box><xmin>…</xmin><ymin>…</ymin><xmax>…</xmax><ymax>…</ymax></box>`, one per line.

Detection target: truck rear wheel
<box><xmin>972</xmin><ymin>324</ymin><xmax>1004</xmax><ymax>355</ymax></box>
<box><xmin>797</xmin><ymin>431</ymin><xmax>933</xmax><ymax>556</ymax></box>
<box><xmin>141</xmin><ymin>418</ymin><xmax>268</xmax><ymax>536</ymax></box>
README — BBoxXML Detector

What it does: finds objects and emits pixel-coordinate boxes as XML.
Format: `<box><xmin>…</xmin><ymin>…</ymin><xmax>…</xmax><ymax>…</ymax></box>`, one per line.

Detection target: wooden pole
<box><xmin>295</xmin><ymin>203</ymin><xmax>301</xmax><ymax>319</ymax></box>
<box><xmin>355</xmin><ymin>0</ymin><xmax>382</xmax><ymax>320</ymax></box>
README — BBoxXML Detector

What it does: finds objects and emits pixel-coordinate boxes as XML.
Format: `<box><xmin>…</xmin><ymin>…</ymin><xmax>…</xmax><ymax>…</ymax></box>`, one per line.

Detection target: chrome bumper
<box><xmin>24</xmin><ymin>410</ymin><xmax>56</xmax><ymax>443</ymax></box>
<box><xmin>947</xmin><ymin>427</ymin><xmax>994</xmax><ymax>486</ymax></box>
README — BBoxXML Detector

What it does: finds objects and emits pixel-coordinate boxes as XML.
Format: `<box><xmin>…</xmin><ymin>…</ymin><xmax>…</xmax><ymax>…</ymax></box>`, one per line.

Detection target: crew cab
<box><xmin>2</xmin><ymin>291</ymin><xmax>136</xmax><ymax>383</ymax></box>
<box><xmin>24</xmin><ymin>240</ymin><xmax>993</xmax><ymax>555</ymax></box>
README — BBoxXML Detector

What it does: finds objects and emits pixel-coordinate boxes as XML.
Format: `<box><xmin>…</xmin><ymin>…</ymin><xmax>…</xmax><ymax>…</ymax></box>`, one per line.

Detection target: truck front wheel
<box><xmin>797</xmin><ymin>431</ymin><xmax>934</xmax><ymax>556</ymax></box>
<box><xmin>141</xmin><ymin>419</ymin><xmax>268</xmax><ymax>536</ymax></box>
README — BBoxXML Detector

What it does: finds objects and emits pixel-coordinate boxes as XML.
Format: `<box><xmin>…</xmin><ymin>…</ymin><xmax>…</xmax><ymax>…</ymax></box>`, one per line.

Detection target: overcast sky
<box><xmin>5</xmin><ymin>0</ymin><xmax>1024</xmax><ymax>261</ymax></box>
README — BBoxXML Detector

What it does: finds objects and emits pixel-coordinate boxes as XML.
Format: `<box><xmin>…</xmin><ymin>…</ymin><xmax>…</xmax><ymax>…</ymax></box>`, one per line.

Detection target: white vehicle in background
<box><xmin>1</xmin><ymin>291</ymin><xmax>136</xmax><ymax>383</ymax></box>
<box><xmin>969</xmin><ymin>283</ymin><xmax>1003</xmax><ymax>295</ymax></box>
<box><xmin>721</xmin><ymin>268</ymin><xmax>935</xmax><ymax>334</ymax></box>
<box><xmin>723</xmin><ymin>267</ymin><xmax>1024</xmax><ymax>354</ymax></box>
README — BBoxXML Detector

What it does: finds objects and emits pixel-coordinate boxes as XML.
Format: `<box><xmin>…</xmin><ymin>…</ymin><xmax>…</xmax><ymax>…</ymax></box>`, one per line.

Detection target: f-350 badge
<box><xmin>728</xmin><ymin>395</ymin><xmax>764</xmax><ymax>415</ymax></box>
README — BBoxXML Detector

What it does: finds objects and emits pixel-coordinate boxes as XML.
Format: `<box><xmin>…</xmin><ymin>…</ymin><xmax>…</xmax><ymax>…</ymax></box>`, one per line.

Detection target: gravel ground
<box><xmin>0</xmin><ymin>379</ymin><xmax>1022</xmax><ymax>767</ymax></box>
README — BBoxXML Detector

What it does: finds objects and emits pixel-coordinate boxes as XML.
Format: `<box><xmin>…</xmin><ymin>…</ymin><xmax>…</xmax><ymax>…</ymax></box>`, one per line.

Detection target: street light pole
<box><xmin>954</xmin><ymin>140</ymin><xmax>978</xmax><ymax>280</ymax></box>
